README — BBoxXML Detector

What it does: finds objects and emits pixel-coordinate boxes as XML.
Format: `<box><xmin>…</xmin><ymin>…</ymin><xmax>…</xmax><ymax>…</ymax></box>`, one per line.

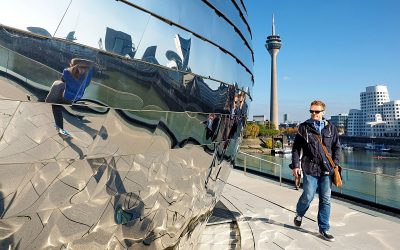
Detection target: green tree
<box><xmin>265</xmin><ymin>128</ymin><xmax>280</xmax><ymax>137</ymax></box>
<box><xmin>261</xmin><ymin>121</ymin><xmax>280</xmax><ymax>137</ymax></box>
<box><xmin>258</xmin><ymin>124</ymin><xmax>267</xmax><ymax>137</ymax></box>
<box><xmin>275</xmin><ymin>140</ymin><xmax>282</xmax><ymax>148</ymax></box>
<box><xmin>265</xmin><ymin>121</ymin><xmax>276</xmax><ymax>130</ymax></box>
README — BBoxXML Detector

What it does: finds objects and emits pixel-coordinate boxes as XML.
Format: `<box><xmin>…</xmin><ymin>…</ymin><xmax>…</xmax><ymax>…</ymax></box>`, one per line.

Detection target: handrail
<box><xmin>238</xmin><ymin>151</ymin><xmax>281</xmax><ymax>166</ymax></box>
<box><xmin>235</xmin><ymin>150</ymin><xmax>400</xmax><ymax>211</ymax></box>
<box><xmin>340</xmin><ymin>166</ymin><xmax>399</xmax><ymax>179</ymax></box>
<box><xmin>237</xmin><ymin>151</ymin><xmax>399</xmax><ymax>179</ymax></box>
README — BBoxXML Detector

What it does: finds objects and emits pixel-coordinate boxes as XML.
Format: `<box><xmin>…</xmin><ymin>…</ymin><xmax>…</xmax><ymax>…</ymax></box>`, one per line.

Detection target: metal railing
<box><xmin>235</xmin><ymin>151</ymin><xmax>400</xmax><ymax>211</ymax></box>
<box><xmin>239</xmin><ymin>151</ymin><xmax>283</xmax><ymax>185</ymax></box>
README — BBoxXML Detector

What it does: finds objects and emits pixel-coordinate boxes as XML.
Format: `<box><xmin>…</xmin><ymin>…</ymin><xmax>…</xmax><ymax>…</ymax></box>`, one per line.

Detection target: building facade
<box><xmin>347</xmin><ymin>85</ymin><xmax>400</xmax><ymax>137</ymax></box>
<box><xmin>253</xmin><ymin>115</ymin><xmax>266</xmax><ymax>125</ymax></box>
<box><xmin>283</xmin><ymin>113</ymin><xmax>288</xmax><ymax>123</ymax></box>
<box><xmin>0</xmin><ymin>1</ymin><xmax>253</xmax><ymax>249</ymax></box>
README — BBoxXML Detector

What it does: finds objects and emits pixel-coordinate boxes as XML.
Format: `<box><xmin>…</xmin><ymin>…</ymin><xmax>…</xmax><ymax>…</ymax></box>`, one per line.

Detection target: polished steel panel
<box><xmin>207</xmin><ymin>0</ymin><xmax>252</xmax><ymax>43</ymax></box>
<box><xmin>124</xmin><ymin>0</ymin><xmax>253</xmax><ymax>74</ymax></box>
<box><xmin>179</xmin><ymin>0</ymin><xmax>214</xmax><ymax>41</ymax></box>
<box><xmin>53</xmin><ymin>0</ymin><xmax>150</xmax><ymax>56</ymax></box>
<box><xmin>210</xmin><ymin>13</ymin><xmax>253</xmax><ymax>69</ymax></box>
<box><xmin>0</xmin><ymin>1</ymin><xmax>253</xmax><ymax>90</ymax></box>
<box><xmin>134</xmin><ymin>16</ymin><xmax>191</xmax><ymax>69</ymax></box>
<box><xmin>0</xmin><ymin>1</ymin><xmax>252</xmax><ymax>248</ymax></box>
<box><xmin>0</xmin><ymin>0</ymin><xmax>69</xmax><ymax>35</ymax></box>
<box><xmin>0</xmin><ymin>97</ymin><xmax>239</xmax><ymax>248</ymax></box>
<box><xmin>124</xmin><ymin>0</ymin><xmax>183</xmax><ymax>23</ymax></box>
<box><xmin>0</xmin><ymin>31</ymin><xmax>245</xmax><ymax>113</ymax></box>
<box><xmin>234</xmin><ymin>0</ymin><xmax>248</xmax><ymax>17</ymax></box>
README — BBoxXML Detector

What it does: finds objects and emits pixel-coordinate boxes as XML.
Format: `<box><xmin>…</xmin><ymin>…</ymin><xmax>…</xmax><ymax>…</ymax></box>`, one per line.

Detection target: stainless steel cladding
<box><xmin>0</xmin><ymin>0</ymin><xmax>253</xmax><ymax>249</ymax></box>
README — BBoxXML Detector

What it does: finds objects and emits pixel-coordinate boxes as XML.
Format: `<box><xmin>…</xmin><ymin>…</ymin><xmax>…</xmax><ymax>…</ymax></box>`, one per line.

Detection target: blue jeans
<box><xmin>296</xmin><ymin>174</ymin><xmax>332</xmax><ymax>231</ymax></box>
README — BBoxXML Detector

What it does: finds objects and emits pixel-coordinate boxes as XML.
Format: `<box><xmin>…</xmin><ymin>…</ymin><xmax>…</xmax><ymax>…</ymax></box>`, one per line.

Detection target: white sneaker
<box><xmin>58</xmin><ymin>128</ymin><xmax>72</xmax><ymax>138</ymax></box>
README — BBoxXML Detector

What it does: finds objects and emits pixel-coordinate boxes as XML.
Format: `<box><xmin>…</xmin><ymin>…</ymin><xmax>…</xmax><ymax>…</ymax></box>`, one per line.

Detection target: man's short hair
<box><xmin>310</xmin><ymin>100</ymin><xmax>326</xmax><ymax>109</ymax></box>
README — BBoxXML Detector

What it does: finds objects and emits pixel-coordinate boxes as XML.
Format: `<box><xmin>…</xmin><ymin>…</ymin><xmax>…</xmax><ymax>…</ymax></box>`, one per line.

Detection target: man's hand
<box><xmin>292</xmin><ymin>168</ymin><xmax>302</xmax><ymax>178</ymax></box>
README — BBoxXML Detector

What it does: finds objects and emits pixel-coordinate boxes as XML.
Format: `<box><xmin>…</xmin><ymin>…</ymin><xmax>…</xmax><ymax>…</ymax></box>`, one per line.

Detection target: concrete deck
<box><xmin>199</xmin><ymin>169</ymin><xmax>400</xmax><ymax>250</ymax></box>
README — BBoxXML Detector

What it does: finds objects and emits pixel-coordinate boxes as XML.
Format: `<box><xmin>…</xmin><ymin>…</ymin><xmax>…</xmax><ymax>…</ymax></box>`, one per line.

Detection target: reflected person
<box><xmin>221</xmin><ymin>89</ymin><xmax>240</xmax><ymax>153</ymax></box>
<box><xmin>290</xmin><ymin>100</ymin><xmax>341</xmax><ymax>241</ymax></box>
<box><xmin>45</xmin><ymin>58</ymin><xmax>94</xmax><ymax>138</ymax></box>
<box><xmin>236</xmin><ymin>91</ymin><xmax>248</xmax><ymax>134</ymax></box>
<box><xmin>228</xmin><ymin>93</ymin><xmax>241</xmax><ymax>140</ymax></box>
<box><xmin>202</xmin><ymin>113</ymin><xmax>220</xmax><ymax>141</ymax></box>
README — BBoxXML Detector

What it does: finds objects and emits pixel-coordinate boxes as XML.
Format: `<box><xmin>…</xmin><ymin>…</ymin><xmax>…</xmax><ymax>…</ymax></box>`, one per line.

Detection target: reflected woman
<box><xmin>45</xmin><ymin>58</ymin><xmax>94</xmax><ymax>138</ymax></box>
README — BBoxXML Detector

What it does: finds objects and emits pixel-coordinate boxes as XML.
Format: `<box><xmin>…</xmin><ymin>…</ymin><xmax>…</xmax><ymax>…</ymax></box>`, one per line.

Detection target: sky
<box><xmin>246</xmin><ymin>0</ymin><xmax>400</xmax><ymax>122</ymax></box>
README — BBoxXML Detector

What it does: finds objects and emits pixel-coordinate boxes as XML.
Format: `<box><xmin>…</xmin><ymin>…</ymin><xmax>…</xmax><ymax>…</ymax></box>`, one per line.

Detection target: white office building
<box><xmin>347</xmin><ymin>85</ymin><xmax>400</xmax><ymax>137</ymax></box>
<box><xmin>253</xmin><ymin>115</ymin><xmax>266</xmax><ymax>125</ymax></box>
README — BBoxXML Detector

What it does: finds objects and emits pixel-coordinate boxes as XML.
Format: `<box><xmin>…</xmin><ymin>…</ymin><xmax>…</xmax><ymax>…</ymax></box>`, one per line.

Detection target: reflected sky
<box><xmin>0</xmin><ymin>0</ymin><xmax>253</xmax><ymax>90</ymax></box>
<box><xmin>0</xmin><ymin>0</ymin><xmax>69</xmax><ymax>33</ymax></box>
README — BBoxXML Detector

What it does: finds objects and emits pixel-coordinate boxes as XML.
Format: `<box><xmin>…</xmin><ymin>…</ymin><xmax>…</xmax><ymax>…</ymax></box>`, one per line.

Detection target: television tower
<box><xmin>265</xmin><ymin>14</ymin><xmax>282</xmax><ymax>129</ymax></box>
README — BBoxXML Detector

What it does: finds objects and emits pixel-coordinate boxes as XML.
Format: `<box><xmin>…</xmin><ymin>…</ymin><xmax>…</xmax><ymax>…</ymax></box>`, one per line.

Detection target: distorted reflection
<box><xmin>105</xmin><ymin>27</ymin><xmax>136</xmax><ymax>58</ymax></box>
<box><xmin>238</xmin><ymin>91</ymin><xmax>249</xmax><ymax>133</ymax></box>
<box><xmin>26</xmin><ymin>26</ymin><xmax>51</xmax><ymax>37</ymax></box>
<box><xmin>202</xmin><ymin>113</ymin><xmax>220</xmax><ymax>141</ymax></box>
<box><xmin>166</xmin><ymin>34</ymin><xmax>191</xmax><ymax>71</ymax></box>
<box><xmin>45</xmin><ymin>58</ymin><xmax>94</xmax><ymax>138</ymax></box>
<box><xmin>0</xmin><ymin>0</ymin><xmax>253</xmax><ymax>248</ymax></box>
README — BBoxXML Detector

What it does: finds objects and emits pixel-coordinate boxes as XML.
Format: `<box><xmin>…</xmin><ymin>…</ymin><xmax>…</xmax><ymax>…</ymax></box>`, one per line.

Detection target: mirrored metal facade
<box><xmin>0</xmin><ymin>0</ymin><xmax>253</xmax><ymax>249</ymax></box>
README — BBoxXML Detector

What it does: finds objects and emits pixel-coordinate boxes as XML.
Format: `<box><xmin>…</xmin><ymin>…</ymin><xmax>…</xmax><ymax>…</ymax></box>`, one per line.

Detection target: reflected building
<box><xmin>166</xmin><ymin>34</ymin><xmax>191</xmax><ymax>71</ymax></box>
<box><xmin>26</xmin><ymin>26</ymin><xmax>52</xmax><ymax>37</ymax></box>
<box><xmin>0</xmin><ymin>0</ymin><xmax>253</xmax><ymax>249</ymax></box>
<box><xmin>105</xmin><ymin>27</ymin><xmax>136</xmax><ymax>58</ymax></box>
<box><xmin>175</xmin><ymin>34</ymin><xmax>191</xmax><ymax>71</ymax></box>
<box><xmin>66</xmin><ymin>31</ymin><xmax>77</xmax><ymax>41</ymax></box>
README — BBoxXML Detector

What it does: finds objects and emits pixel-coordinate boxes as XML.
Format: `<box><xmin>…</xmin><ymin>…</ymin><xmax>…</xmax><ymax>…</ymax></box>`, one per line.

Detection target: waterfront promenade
<box><xmin>197</xmin><ymin>169</ymin><xmax>400</xmax><ymax>250</ymax></box>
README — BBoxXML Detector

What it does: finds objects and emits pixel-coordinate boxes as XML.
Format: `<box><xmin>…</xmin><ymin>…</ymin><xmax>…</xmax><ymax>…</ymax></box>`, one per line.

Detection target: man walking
<box><xmin>290</xmin><ymin>100</ymin><xmax>341</xmax><ymax>241</ymax></box>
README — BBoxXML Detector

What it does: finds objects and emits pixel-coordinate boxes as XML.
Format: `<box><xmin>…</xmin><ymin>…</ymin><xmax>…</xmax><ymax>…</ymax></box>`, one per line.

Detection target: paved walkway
<box><xmin>199</xmin><ymin>169</ymin><xmax>400</xmax><ymax>250</ymax></box>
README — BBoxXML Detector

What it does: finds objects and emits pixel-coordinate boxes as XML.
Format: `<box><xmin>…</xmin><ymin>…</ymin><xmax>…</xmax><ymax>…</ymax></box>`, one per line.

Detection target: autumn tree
<box><xmin>244</xmin><ymin>122</ymin><xmax>259</xmax><ymax>138</ymax></box>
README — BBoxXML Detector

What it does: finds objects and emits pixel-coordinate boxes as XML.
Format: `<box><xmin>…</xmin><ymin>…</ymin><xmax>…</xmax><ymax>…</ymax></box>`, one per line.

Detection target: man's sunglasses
<box><xmin>309</xmin><ymin>110</ymin><xmax>324</xmax><ymax>114</ymax></box>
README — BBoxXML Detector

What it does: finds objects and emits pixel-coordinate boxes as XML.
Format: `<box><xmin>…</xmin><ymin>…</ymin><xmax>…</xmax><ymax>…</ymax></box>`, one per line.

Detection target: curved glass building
<box><xmin>0</xmin><ymin>0</ymin><xmax>253</xmax><ymax>248</ymax></box>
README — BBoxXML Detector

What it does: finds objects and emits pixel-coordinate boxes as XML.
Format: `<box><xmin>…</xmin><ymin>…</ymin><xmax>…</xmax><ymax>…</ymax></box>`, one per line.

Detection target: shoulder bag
<box><xmin>314</xmin><ymin>134</ymin><xmax>342</xmax><ymax>188</ymax></box>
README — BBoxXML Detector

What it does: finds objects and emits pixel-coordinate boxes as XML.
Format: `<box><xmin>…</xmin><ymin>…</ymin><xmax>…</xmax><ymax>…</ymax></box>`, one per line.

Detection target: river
<box><xmin>263</xmin><ymin>149</ymin><xmax>400</xmax><ymax>176</ymax></box>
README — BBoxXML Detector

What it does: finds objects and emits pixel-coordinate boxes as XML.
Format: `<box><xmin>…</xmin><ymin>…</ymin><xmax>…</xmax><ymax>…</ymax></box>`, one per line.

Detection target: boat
<box><xmin>0</xmin><ymin>1</ymin><xmax>253</xmax><ymax>248</ymax></box>
<box><xmin>341</xmin><ymin>144</ymin><xmax>353</xmax><ymax>151</ymax></box>
<box><xmin>273</xmin><ymin>146</ymin><xmax>292</xmax><ymax>155</ymax></box>
<box><xmin>365</xmin><ymin>143</ymin><xmax>391</xmax><ymax>152</ymax></box>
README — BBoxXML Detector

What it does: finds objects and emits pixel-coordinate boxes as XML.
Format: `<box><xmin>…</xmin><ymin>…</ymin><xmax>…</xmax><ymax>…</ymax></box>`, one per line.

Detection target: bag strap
<box><xmin>314</xmin><ymin>134</ymin><xmax>336</xmax><ymax>169</ymax></box>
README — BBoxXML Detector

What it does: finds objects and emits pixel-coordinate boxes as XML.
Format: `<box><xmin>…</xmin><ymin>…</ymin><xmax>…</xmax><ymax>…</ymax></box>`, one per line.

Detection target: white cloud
<box><xmin>282</xmin><ymin>76</ymin><xmax>291</xmax><ymax>81</ymax></box>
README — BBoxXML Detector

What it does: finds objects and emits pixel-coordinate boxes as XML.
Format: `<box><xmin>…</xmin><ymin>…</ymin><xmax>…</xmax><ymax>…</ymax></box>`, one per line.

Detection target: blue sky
<box><xmin>246</xmin><ymin>0</ymin><xmax>400</xmax><ymax>122</ymax></box>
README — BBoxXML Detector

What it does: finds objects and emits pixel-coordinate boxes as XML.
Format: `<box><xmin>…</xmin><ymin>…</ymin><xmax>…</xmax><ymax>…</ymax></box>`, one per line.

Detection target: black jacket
<box><xmin>290</xmin><ymin>120</ymin><xmax>341</xmax><ymax>176</ymax></box>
